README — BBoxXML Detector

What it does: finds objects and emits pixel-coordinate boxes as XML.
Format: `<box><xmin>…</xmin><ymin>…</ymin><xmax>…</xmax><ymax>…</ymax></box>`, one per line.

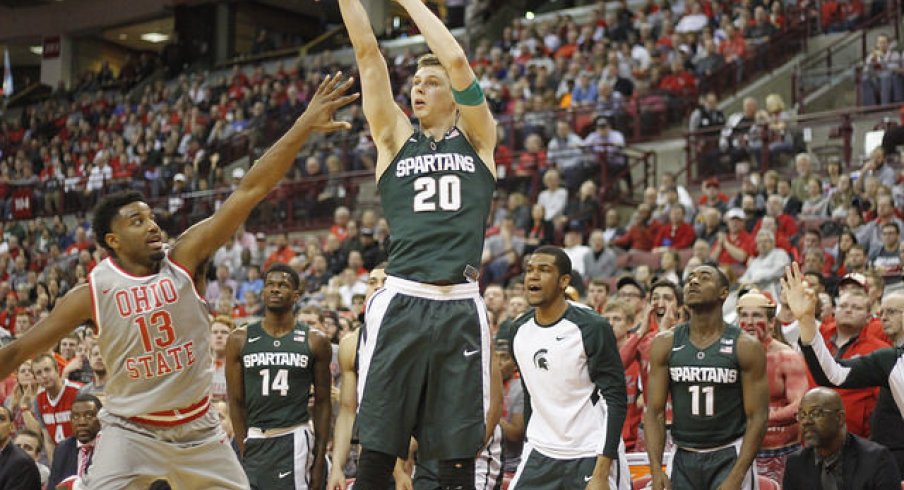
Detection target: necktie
<box><xmin>820</xmin><ymin>459</ymin><xmax>838</xmax><ymax>490</ymax></box>
<box><xmin>78</xmin><ymin>444</ymin><xmax>94</xmax><ymax>478</ymax></box>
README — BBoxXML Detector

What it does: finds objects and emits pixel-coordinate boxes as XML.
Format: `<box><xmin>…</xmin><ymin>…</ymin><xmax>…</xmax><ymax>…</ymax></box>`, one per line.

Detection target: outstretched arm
<box><xmin>0</xmin><ymin>285</ymin><xmax>92</xmax><ymax>379</ymax></box>
<box><xmin>395</xmin><ymin>0</ymin><xmax>497</xmax><ymax>162</ymax></box>
<box><xmin>338</xmin><ymin>0</ymin><xmax>412</xmax><ymax>176</ymax></box>
<box><xmin>171</xmin><ymin>74</ymin><xmax>358</xmax><ymax>275</ymax></box>
<box><xmin>718</xmin><ymin>334</ymin><xmax>767</xmax><ymax>490</ymax></box>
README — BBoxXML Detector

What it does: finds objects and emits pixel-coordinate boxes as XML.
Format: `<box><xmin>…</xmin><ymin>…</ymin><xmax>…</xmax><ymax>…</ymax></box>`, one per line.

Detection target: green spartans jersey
<box><xmin>241</xmin><ymin>322</ymin><xmax>314</xmax><ymax>429</ymax></box>
<box><xmin>378</xmin><ymin>128</ymin><xmax>495</xmax><ymax>284</ymax></box>
<box><xmin>668</xmin><ymin>323</ymin><xmax>746</xmax><ymax>449</ymax></box>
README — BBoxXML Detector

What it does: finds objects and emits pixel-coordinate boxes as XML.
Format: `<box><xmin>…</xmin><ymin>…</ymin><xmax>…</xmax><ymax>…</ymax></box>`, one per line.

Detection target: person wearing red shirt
<box><xmin>613</xmin><ymin>203</ymin><xmax>659</xmax><ymax>251</ymax></box>
<box><xmin>697</xmin><ymin>177</ymin><xmax>730</xmax><ymax>209</ymax></box>
<box><xmin>603</xmin><ymin>299</ymin><xmax>643</xmax><ymax>451</ymax></box>
<box><xmin>719</xmin><ymin>24</ymin><xmax>748</xmax><ymax>64</ymax></box>
<box><xmin>753</xmin><ymin>194</ymin><xmax>800</xmax><ymax>240</ymax></box>
<box><xmin>653</xmin><ymin>205</ymin><xmax>696</xmax><ymax>252</ymax></box>
<box><xmin>263</xmin><ymin>233</ymin><xmax>296</xmax><ymax>271</ymax></box>
<box><xmin>796</xmin><ymin>228</ymin><xmax>834</xmax><ymax>274</ymax></box>
<box><xmin>32</xmin><ymin>354</ymin><xmax>81</xmax><ymax>450</ymax></box>
<box><xmin>711</xmin><ymin>208</ymin><xmax>756</xmax><ymax>266</ymax></box>
<box><xmin>817</xmin><ymin>290</ymin><xmax>889</xmax><ymax>437</ymax></box>
<box><xmin>659</xmin><ymin>59</ymin><xmax>698</xmax><ymax>99</ymax></box>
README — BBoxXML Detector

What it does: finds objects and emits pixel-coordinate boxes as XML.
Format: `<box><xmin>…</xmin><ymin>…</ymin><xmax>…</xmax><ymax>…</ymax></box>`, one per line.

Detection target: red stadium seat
<box><xmin>632</xmin><ymin>474</ymin><xmax>652</xmax><ymax>490</ymax></box>
<box><xmin>630</xmin><ymin>250</ymin><xmax>662</xmax><ymax>270</ymax></box>
<box><xmin>757</xmin><ymin>475</ymin><xmax>781</xmax><ymax>490</ymax></box>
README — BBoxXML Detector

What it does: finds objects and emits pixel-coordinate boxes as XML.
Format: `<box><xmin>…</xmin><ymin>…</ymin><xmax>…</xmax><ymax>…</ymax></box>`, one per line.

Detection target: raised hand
<box><xmin>779</xmin><ymin>262</ymin><xmax>817</xmax><ymax>321</ymax></box>
<box><xmin>300</xmin><ymin>72</ymin><xmax>360</xmax><ymax>133</ymax></box>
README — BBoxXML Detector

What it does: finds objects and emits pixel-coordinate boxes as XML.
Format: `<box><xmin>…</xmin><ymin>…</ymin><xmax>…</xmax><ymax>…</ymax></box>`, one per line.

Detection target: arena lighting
<box><xmin>29</xmin><ymin>45</ymin><xmax>43</xmax><ymax>56</ymax></box>
<box><xmin>140</xmin><ymin>33</ymin><xmax>169</xmax><ymax>43</ymax></box>
<box><xmin>525</xmin><ymin>11</ymin><xmax>535</xmax><ymax>20</ymax></box>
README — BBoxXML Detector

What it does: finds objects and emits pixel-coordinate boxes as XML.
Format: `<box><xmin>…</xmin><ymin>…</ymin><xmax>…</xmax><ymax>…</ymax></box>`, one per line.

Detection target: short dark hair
<box><xmin>805</xmin><ymin>227</ymin><xmax>822</xmax><ymax>240</ymax></box>
<box><xmin>92</xmin><ymin>190</ymin><xmax>146</xmax><ymax>252</ymax></box>
<box><xmin>32</xmin><ymin>353</ymin><xmax>56</xmax><ymax>368</ymax></box>
<box><xmin>649</xmin><ymin>279</ymin><xmax>683</xmax><ymax>306</ymax></box>
<box><xmin>589</xmin><ymin>278</ymin><xmax>610</xmax><ymax>292</ymax></box>
<box><xmin>533</xmin><ymin>245</ymin><xmax>572</xmax><ymax>277</ymax></box>
<box><xmin>266</xmin><ymin>262</ymin><xmax>301</xmax><ymax>290</ymax></box>
<box><xmin>417</xmin><ymin>53</ymin><xmax>444</xmax><ymax>71</ymax></box>
<box><xmin>15</xmin><ymin>428</ymin><xmax>41</xmax><ymax>443</ymax></box>
<box><xmin>882</xmin><ymin>221</ymin><xmax>900</xmax><ymax>234</ymax></box>
<box><xmin>74</xmin><ymin>392</ymin><xmax>103</xmax><ymax>410</ymax></box>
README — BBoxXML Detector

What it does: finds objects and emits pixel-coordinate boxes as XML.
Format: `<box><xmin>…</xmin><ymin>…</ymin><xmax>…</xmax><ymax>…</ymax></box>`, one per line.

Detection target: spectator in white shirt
<box><xmin>537</xmin><ymin>169</ymin><xmax>569</xmax><ymax>223</ymax></box>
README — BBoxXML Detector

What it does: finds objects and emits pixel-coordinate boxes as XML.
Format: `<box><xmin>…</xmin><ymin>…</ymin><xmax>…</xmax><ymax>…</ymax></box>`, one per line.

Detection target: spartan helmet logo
<box><xmin>532</xmin><ymin>348</ymin><xmax>549</xmax><ymax>371</ymax></box>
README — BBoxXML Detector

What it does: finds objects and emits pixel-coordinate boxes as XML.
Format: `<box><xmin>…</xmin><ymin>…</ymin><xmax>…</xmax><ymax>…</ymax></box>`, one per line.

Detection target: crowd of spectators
<box><xmin>0</xmin><ymin>0</ymin><xmax>821</xmax><ymax>229</ymax></box>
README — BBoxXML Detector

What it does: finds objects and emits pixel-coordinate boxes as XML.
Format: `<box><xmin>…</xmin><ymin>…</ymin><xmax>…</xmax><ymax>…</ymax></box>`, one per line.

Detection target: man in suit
<box><xmin>783</xmin><ymin>387</ymin><xmax>900</xmax><ymax>489</ymax></box>
<box><xmin>48</xmin><ymin>393</ymin><xmax>102</xmax><ymax>489</ymax></box>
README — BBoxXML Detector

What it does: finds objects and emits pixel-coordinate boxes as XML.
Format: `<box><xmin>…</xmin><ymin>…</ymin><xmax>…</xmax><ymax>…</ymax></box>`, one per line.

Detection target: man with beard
<box><xmin>645</xmin><ymin>265</ymin><xmax>767</xmax><ymax>490</ymax></box>
<box><xmin>226</xmin><ymin>263</ymin><xmax>332</xmax><ymax>489</ymax></box>
<box><xmin>48</xmin><ymin>394</ymin><xmax>103</xmax><ymax>489</ymax></box>
<box><xmin>736</xmin><ymin>291</ymin><xmax>809</xmax><ymax>482</ymax></box>
<box><xmin>78</xmin><ymin>343</ymin><xmax>107</xmax><ymax>399</ymax></box>
<box><xmin>503</xmin><ymin>246</ymin><xmax>629</xmax><ymax>490</ymax></box>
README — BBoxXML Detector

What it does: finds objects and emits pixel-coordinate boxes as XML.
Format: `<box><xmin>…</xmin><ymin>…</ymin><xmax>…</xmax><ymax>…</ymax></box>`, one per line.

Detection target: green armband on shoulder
<box><xmin>452</xmin><ymin>79</ymin><xmax>485</xmax><ymax>106</ymax></box>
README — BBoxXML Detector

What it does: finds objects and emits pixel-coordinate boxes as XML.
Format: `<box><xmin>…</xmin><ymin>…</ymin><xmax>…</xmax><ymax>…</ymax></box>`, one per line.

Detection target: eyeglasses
<box><xmin>879</xmin><ymin>308</ymin><xmax>904</xmax><ymax>317</ymax></box>
<box><xmin>795</xmin><ymin>409</ymin><xmax>841</xmax><ymax>422</ymax></box>
<box><xmin>70</xmin><ymin>412</ymin><xmax>97</xmax><ymax>422</ymax></box>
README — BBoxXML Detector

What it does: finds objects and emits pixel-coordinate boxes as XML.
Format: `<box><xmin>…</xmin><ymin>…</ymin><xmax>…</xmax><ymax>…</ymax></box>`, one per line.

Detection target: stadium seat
<box><xmin>757</xmin><ymin>475</ymin><xmax>781</xmax><ymax>490</ymax></box>
<box><xmin>632</xmin><ymin>474</ymin><xmax>652</xmax><ymax>490</ymax></box>
<box><xmin>630</xmin><ymin>250</ymin><xmax>662</xmax><ymax>270</ymax></box>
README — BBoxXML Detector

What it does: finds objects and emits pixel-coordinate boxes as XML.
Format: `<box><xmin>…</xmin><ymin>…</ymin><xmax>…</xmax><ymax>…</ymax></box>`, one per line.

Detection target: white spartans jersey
<box><xmin>88</xmin><ymin>255</ymin><xmax>212</xmax><ymax>417</ymax></box>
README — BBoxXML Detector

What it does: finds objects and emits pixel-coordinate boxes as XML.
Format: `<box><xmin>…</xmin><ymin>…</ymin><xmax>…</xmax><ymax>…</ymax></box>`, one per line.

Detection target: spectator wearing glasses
<box><xmin>783</xmin><ymin>387</ymin><xmax>900</xmax><ymax>489</ymax></box>
<box><xmin>784</xmin><ymin>267</ymin><xmax>904</xmax><ymax>478</ymax></box>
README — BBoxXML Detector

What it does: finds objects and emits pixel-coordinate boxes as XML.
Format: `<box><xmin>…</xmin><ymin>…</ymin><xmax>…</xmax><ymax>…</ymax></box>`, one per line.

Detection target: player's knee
<box><xmin>438</xmin><ymin>458</ymin><xmax>475</xmax><ymax>490</ymax></box>
<box><xmin>354</xmin><ymin>449</ymin><xmax>396</xmax><ymax>489</ymax></box>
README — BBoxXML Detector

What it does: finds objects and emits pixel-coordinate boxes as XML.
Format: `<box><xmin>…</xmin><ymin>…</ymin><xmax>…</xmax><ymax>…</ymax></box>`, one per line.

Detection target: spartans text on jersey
<box><xmin>394</xmin><ymin>153</ymin><xmax>476</xmax><ymax>177</ymax></box>
<box><xmin>242</xmin><ymin>352</ymin><xmax>310</xmax><ymax>368</ymax></box>
<box><xmin>669</xmin><ymin>366</ymin><xmax>738</xmax><ymax>384</ymax></box>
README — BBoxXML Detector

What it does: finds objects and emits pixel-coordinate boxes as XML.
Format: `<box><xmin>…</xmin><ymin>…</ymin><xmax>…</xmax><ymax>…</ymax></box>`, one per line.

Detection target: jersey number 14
<box><xmin>413</xmin><ymin>175</ymin><xmax>461</xmax><ymax>212</ymax></box>
<box><xmin>260</xmin><ymin>369</ymin><xmax>289</xmax><ymax>396</ymax></box>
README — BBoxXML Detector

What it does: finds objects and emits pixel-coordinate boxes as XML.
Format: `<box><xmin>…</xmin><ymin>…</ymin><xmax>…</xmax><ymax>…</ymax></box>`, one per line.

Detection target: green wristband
<box><xmin>452</xmin><ymin>79</ymin><xmax>485</xmax><ymax>106</ymax></box>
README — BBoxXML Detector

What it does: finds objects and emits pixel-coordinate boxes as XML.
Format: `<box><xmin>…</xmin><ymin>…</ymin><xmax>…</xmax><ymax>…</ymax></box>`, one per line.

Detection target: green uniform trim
<box><xmin>452</xmin><ymin>79</ymin><xmax>485</xmax><ymax>106</ymax></box>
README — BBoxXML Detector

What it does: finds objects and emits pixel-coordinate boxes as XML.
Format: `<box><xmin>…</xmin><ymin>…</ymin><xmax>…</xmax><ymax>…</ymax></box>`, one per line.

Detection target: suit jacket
<box><xmin>783</xmin><ymin>433</ymin><xmax>901</xmax><ymax>490</ymax></box>
<box><xmin>0</xmin><ymin>442</ymin><xmax>41</xmax><ymax>490</ymax></box>
<box><xmin>47</xmin><ymin>437</ymin><xmax>79</xmax><ymax>490</ymax></box>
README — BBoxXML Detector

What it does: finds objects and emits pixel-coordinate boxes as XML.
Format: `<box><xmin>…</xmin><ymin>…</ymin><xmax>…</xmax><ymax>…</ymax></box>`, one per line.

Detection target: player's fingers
<box><xmin>328</xmin><ymin>76</ymin><xmax>355</xmax><ymax>96</ymax></box>
<box><xmin>322</xmin><ymin>121</ymin><xmax>353</xmax><ymax>132</ymax></box>
<box><xmin>314</xmin><ymin>74</ymin><xmax>332</xmax><ymax>96</ymax></box>
<box><xmin>326</xmin><ymin>71</ymin><xmax>345</xmax><ymax>93</ymax></box>
<box><xmin>330</xmin><ymin>93</ymin><xmax>361</xmax><ymax>110</ymax></box>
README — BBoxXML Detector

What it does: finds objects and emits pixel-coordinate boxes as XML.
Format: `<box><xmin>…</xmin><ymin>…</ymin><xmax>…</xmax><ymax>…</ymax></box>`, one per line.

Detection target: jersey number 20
<box><xmin>413</xmin><ymin>175</ymin><xmax>461</xmax><ymax>212</ymax></box>
<box><xmin>688</xmin><ymin>385</ymin><xmax>715</xmax><ymax>417</ymax></box>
